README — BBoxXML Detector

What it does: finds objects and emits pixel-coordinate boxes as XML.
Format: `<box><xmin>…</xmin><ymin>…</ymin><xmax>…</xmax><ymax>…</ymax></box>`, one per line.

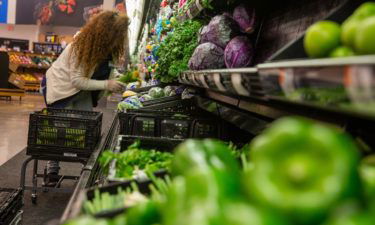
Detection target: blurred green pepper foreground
<box><xmin>64</xmin><ymin>117</ymin><xmax>375</xmax><ymax>225</ymax></box>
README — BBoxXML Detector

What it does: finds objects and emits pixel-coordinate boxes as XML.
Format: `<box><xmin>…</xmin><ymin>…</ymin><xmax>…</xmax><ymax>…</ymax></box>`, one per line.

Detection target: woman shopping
<box><xmin>42</xmin><ymin>11</ymin><xmax>128</xmax><ymax>187</ymax></box>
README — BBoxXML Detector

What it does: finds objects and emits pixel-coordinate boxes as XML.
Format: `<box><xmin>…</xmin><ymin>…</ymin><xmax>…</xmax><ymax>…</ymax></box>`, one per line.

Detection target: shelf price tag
<box><xmin>345</xmin><ymin>65</ymin><xmax>375</xmax><ymax>106</ymax></box>
<box><xmin>278</xmin><ymin>68</ymin><xmax>296</xmax><ymax>97</ymax></box>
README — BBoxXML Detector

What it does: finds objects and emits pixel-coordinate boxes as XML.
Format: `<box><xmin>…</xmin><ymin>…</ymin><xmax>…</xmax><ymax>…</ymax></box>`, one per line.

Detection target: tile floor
<box><xmin>0</xmin><ymin>94</ymin><xmax>45</xmax><ymax>166</ymax></box>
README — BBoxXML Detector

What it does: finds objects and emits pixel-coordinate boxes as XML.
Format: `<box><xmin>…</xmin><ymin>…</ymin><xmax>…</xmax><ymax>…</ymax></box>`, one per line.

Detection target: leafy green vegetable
<box><xmin>155</xmin><ymin>20</ymin><xmax>204</xmax><ymax>83</ymax></box>
<box><xmin>83</xmin><ymin>188</ymin><xmax>131</xmax><ymax>215</ymax></box>
<box><xmin>117</xmin><ymin>71</ymin><xmax>138</xmax><ymax>84</ymax></box>
<box><xmin>99</xmin><ymin>141</ymin><xmax>174</xmax><ymax>180</ymax></box>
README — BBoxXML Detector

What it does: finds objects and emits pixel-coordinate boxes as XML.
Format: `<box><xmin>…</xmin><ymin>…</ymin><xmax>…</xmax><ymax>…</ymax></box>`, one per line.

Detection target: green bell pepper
<box><xmin>171</xmin><ymin>139</ymin><xmax>240</xmax><ymax>176</ymax></box>
<box><xmin>125</xmin><ymin>200</ymin><xmax>161</xmax><ymax>225</ymax></box>
<box><xmin>213</xmin><ymin>201</ymin><xmax>291</xmax><ymax>225</ymax></box>
<box><xmin>171</xmin><ymin>139</ymin><xmax>242</xmax><ymax>200</ymax></box>
<box><xmin>63</xmin><ymin>216</ymin><xmax>109</xmax><ymax>225</ymax></box>
<box><xmin>244</xmin><ymin>117</ymin><xmax>361</xmax><ymax>225</ymax></box>
<box><xmin>163</xmin><ymin>168</ymin><xmax>288</xmax><ymax>225</ymax></box>
<box><xmin>323</xmin><ymin>200</ymin><xmax>375</xmax><ymax>225</ymax></box>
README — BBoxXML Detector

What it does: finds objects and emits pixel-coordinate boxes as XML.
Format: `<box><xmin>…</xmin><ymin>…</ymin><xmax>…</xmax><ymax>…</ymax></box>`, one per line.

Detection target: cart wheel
<box><xmin>31</xmin><ymin>194</ymin><xmax>37</xmax><ymax>205</ymax></box>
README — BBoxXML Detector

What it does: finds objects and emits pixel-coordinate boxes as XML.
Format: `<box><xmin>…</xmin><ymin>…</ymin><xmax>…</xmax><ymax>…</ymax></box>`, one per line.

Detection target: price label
<box><xmin>64</xmin><ymin>153</ymin><xmax>78</xmax><ymax>157</ymax></box>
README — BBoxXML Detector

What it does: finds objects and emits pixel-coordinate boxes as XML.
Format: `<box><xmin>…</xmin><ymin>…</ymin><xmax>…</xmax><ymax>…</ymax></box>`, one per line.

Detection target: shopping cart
<box><xmin>20</xmin><ymin>108</ymin><xmax>102</xmax><ymax>204</ymax></box>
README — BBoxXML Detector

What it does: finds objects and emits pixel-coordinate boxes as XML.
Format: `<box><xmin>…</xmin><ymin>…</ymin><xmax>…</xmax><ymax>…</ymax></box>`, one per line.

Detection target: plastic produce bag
<box><xmin>117</xmin><ymin>96</ymin><xmax>143</xmax><ymax>111</ymax></box>
<box><xmin>148</xmin><ymin>87</ymin><xmax>165</xmax><ymax>99</ymax></box>
<box><xmin>139</xmin><ymin>94</ymin><xmax>153</xmax><ymax>102</ymax></box>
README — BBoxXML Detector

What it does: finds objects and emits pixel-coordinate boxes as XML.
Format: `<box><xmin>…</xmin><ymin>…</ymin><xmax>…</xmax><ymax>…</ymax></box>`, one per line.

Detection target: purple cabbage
<box><xmin>199</xmin><ymin>15</ymin><xmax>239</xmax><ymax>48</ymax></box>
<box><xmin>233</xmin><ymin>4</ymin><xmax>257</xmax><ymax>34</ymax></box>
<box><xmin>224</xmin><ymin>36</ymin><xmax>253</xmax><ymax>68</ymax></box>
<box><xmin>189</xmin><ymin>42</ymin><xmax>225</xmax><ymax>70</ymax></box>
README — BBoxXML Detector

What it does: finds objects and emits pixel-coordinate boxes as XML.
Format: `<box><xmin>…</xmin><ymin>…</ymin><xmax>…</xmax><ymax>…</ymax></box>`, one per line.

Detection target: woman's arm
<box><xmin>70</xmin><ymin>67</ymin><xmax>108</xmax><ymax>91</ymax></box>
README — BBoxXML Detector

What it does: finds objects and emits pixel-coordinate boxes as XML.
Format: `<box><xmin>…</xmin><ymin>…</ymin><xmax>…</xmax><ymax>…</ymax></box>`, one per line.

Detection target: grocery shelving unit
<box><xmin>56</xmin><ymin>0</ymin><xmax>375</xmax><ymax>223</ymax></box>
<box><xmin>6</xmin><ymin>51</ymin><xmax>56</xmax><ymax>92</ymax></box>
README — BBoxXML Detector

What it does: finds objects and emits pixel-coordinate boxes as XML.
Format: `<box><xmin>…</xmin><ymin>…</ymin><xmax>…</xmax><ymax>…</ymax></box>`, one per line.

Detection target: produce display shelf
<box><xmin>196</xmin><ymin>97</ymin><xmax>270</xmax><ymax>136</ymax></box>
<box><xmin>179</xmin><ymin>55</ymin><xmax>375</xmax><ymax>121</ymax></box>
<box><xmin>9</xmin><ymin>63</ymin><xmax>50</xmax><ymax>73</ymax></box>
<box><xmin>75</xmin><ymin>178</ymin><xmax>154</xmax><ymax>219</ymax></box>
<box><xmin>179</xmin><ymin>68</ymin><xmax>263</xmax><ymax>99</ymax></box>
<box><xmin>258</xmin><ymin>55</ymin><xmax>375</xmax><ymax>119</ymax></box>
<box><xmin>177</xmin><ymin>0</ymin><xmax>213</xmax><ymax>22</ymax></box>
<box><xmin>60</xmin><ymin>112</ymin><xmax>120</xmax><ymax>223</ymax></box>
<box><xmin>202</xmin><ymin>89</ymin><xmax>375</xmax><ymax>138</ymax></box>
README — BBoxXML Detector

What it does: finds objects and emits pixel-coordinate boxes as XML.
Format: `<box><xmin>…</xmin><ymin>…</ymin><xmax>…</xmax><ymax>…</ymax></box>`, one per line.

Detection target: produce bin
<box><xmin>8</xmin><ymin>211</ymin><xmax>22</xmax><ymax>225</ymax></box>
<box><xmin>0</xmin><ymin>188</ymin><xmax>23</xmax><ymax>225</ymax></box>
<box><xmin>119</xmin><ymin>110</ymin><xmax>221</xmax><ymax>139</ymax></box>
<box><xmin>107</xmin><ymin>135</ymin><xmax>181</xmax><ymax>183</ymax></box>
<box><xmin>27</xmin><ymin>108</ymin><xmax>103</xmax><ymax>160</ymax></box>
<box><xmin>80</xmin><ymin>179</ymin><xmax>153</xmax><ymax>219</ymax></box>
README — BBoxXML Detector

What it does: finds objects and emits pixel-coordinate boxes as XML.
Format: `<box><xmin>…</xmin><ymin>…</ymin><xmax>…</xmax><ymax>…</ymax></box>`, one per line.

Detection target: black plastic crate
<box><xmin>27</xmin><ymin>108</ymin><xmax>103</xmax><ymax>159</ymax></box>
<box><xmin>118</xmin><ymin>111</ymin><xmax>221</xmax><ymax>139</ymax></box>
<box><xmin>142</xmin><ymin>95</ymin><xmax>181</xmax><ymax>107</ymax></box>
<box><xmin>142</xmin><ymin>99</ymin><xmax>197</xmax><ymax>113</ymax></box>
<box><xmin>82</xmin><ymin>179</ymin><xmax>154</xmax><ymax>219</ymax></box>
<box><xmin>0</xmin><ymin>188</ymin><xmax>23</xmax><ymax>225</ymax></box>
<box><xmin>107</xmin><ymin>135</ymin><xmax>181</xmax><ymax>183</ymax></box>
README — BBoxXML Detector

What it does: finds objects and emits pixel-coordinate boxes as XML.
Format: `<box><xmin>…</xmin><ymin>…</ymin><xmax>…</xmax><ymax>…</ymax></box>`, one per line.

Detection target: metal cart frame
<box><xmin>19</xmin><ymin>154</ymin><xmax>85</xmax><ymax>204</ymax></box>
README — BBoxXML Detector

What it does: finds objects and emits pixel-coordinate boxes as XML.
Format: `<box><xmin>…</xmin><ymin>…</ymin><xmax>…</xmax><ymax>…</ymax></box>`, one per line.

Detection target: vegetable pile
<box><xmin>189</xmin><ymin>3</ymin><xmax>256</xmax><ymax>70</ymax></box>
<box><xmin>155</xmin><ymin>20</ymin><xmax>204</xmax><ymax>82</ymax></box>
<box><xmin>117</xmin><ymin>86</ymin><xmax>181</xmax><ymax>111</ymax></box>
<box><xmin>304</xmin><ymin>2</ymin><xmax>375</xmax><ymax>58</ymax></box>
<box><xmin>99</xmin><ymin>140</ymin><xmax>174</xmax><ymax>181</ymax></box>
<box><xmin>65</xmin><ymin>116</ymin><xmax>375</xmax><ymax>225</ymax></box>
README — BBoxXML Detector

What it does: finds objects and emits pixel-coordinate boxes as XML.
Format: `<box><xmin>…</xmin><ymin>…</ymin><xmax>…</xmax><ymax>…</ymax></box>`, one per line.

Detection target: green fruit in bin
<box><xmin>244</xmin><ymin>117</ymin><xmax>361</xmax><ymax>225</ymax></box>
<box><xmin>355</xmin><ymin>16</ymin><xmax>375</xmax><ymax>54</ymax></box>
<box><xmin>329</xmin><ymin>46</ymin><xmax>355</xmax><ymax>58</ymax></box>
<box><xmin>352</xmin><ymin>2</ymin><xmax>375</xmax><ymax>20</ymax></box>
<box><xmin>304</xmin><ymin>21</ymin><xmax>341</xmax><ymax>58</ymax></box>
<box><xmin>342</xmin><ymin>2</ymin><xmax>375</xmax><ymax>49</ymax></box>
<box><xmin>341</xmin><ymin>17</ymin><xmax>359</xmax><ymax>48</ymax></box>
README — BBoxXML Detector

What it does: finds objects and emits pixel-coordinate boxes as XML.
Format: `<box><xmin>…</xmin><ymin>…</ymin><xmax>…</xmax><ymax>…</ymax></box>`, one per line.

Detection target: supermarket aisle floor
<box><xmin>0</xmin><ymin>96</ymin><xmax>116</xmax><ymax>225</ymax></box>
<box><xmin>0</xmin><ymin>94</ymin><xmax>45</xmax><ymax>166</ymax></box>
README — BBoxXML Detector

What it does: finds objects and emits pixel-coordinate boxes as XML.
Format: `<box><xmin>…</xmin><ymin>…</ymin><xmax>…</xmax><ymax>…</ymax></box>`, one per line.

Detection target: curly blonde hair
<box><xmin>71</xmin><ymin>11</ymin><xmax>129</xmax><ymax>77</ymax></box>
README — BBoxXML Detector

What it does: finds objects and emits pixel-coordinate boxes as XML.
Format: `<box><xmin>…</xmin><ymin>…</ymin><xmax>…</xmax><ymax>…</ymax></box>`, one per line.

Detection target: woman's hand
<box><xmin>107</xmin><ymin>80</ymin><xmax>124</xmax><ymax>93</ymax></box>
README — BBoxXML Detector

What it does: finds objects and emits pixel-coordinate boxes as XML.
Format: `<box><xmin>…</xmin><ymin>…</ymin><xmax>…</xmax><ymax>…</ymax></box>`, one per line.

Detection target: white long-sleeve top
<box><xmin>46</xmin><ymin>43</ymin><xmax>108</xmax><ymax>104</ymax></box>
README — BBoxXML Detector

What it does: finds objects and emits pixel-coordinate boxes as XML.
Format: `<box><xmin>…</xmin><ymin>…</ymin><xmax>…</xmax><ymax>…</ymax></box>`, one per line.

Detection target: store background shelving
<box><xmin>0</xmin><ymin>51</ymin><xmax>57</xmax><ymax>92</ymax></box>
